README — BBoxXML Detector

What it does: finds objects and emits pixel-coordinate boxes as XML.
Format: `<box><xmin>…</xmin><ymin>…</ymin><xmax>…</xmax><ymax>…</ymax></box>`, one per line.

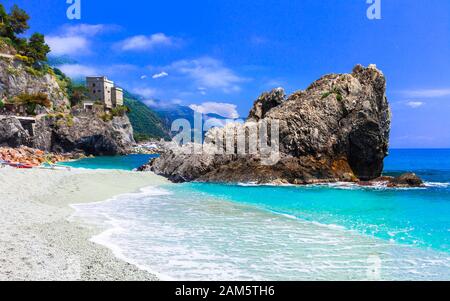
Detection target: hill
<box><xmin>123</xmin><ymin>91</ymin><xmax>170</xmax><ymax>142</ymax></box>
<box><xmin>155</xmin><ymin>104</ymin><xmax>233</xmax><ymax>133</ymax></box>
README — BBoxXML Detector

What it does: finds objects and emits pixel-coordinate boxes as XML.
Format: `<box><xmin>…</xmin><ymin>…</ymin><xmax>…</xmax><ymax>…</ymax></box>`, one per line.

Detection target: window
<box><xmin>93</xmin><ymin>83</ymin><xmax>96</xmax><ymax>87</ymax></box>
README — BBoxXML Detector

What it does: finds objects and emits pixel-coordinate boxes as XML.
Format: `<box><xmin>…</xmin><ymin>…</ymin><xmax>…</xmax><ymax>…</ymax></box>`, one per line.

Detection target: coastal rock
<box><xmin>247</xmin><ymin>88</ymin><xmax>286</xmax><ymax>121</ymax></box>
<box><xmin>0</xmin><ymin>116</ymin><xmax>30</xmax><ymax>147</ymax></box>
<box><xmin>33</xmin><ymin>112</ymin><xmax>134</xmax><ymax>156</ymax></box>
<box><xmin>0</xmin><ymin>113</ymin><xmax>134</xmax><ymax>156</ymax></box>
<box><xmin>0</xmin><ymin>56</ymin><xmax>134</xmax><ymax>156</ymax></box>
<box><xmin>147</xmin><ymin>64</ymin><xmax>391</xmax><ymax>184</ymax></box>
<box><xmin>388</xmin><ymin>173</ymin><xmax>425</xmax><ymax>188</ymax></box>
<box><xmin>0</xmin><ymin>58</ymin><xmax>70</xmax><ymax>111</ymax></box>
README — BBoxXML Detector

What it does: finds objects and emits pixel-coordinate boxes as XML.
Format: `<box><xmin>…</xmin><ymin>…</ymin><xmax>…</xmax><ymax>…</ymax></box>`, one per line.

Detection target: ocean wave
<box><xmin>268</xmin><ymin>209</ymin><xmax>348</xmax><ymax>231</ymax></box>
<box><xmin>237</xmin><ymin>182</ymin><xmax>295</xmax><ymax>187</ymax></box>
<box><xmin>234</xmin><ymin>178</ymin><xmax>450</xmax><ymax>190</ymax></box>
<box><xmin>425</xmin><ymin>182</ymin><xmax>450</xmax><ymax>188</ymax></box>
<box><xmin>89</xmin><ymin>215</ymin><xmax>175</xmax><ymax>281</ymax></box>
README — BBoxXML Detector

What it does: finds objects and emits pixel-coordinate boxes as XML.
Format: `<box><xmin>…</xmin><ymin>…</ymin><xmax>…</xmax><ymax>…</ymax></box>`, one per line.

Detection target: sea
<box><xmin>67</xmin><ymin>149</ymin><xmax>450</xmax><ymax>280</ymax></box>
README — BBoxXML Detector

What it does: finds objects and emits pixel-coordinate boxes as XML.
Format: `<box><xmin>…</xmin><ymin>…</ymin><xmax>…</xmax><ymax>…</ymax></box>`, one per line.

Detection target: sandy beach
<box><xmin>0</xmin><ymin>166</ymin><xmax>167</xmax><ymax>281</ymax></box>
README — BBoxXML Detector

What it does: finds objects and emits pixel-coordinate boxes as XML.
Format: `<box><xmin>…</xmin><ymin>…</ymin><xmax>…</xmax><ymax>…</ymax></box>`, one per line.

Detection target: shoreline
<box><xmin>1</xmin><ymin>164</ymin><xmax>449</xmax><ymax>280</ymax></box>
<box><xmin>0</xmin><ymin>167</ymin><xmax>168</xmax><ymax>280</ymax></box>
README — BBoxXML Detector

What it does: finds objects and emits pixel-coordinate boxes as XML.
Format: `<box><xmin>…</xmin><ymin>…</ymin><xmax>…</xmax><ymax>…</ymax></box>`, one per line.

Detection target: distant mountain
<box><xmin>47</xmin><ymin>55</ymin><xmax>78</xmax><ymax>66</ymax></box>
<box><xmin>123</xmin><ymin>91</ymin><xmax>171</xmax><ymax>142</ymax></box>
<box><xmin>154</xmin><ymin>104</ymin><xmax>233</xmax><ymax>135</ymax></box>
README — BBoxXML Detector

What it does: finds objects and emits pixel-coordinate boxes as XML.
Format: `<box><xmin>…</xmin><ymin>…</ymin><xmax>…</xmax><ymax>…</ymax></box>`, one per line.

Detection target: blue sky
<box><xmin>3</xmin><ymin>0</ymin><xmax>450</xmax><ymax>148</ymax></box>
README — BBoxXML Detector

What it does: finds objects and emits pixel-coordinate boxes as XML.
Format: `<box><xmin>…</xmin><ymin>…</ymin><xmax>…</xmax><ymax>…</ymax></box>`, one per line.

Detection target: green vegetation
<box><xmin>321</xmin><ymin>87</ymin><xmax>344</xmax><ymax>102</ymax></box>
<box><xmin>25</xmin><ymin>33</ymin><xmax>50</xmax><ymax>63</ymax></box>
<box><xmin>5</xmin><ymin>65</ymin><xmax>19</xmax><ymax>76</ymax></box>
<box><xmin>124</xmin><ymin>93</ymin><xmax>170</xmax><ymax>142</ymax></box>
<box><xmin>321</xmin><ymin>91</ymin><xmax>332</xmax><ymax>99</ymax></box>
<box><xmin>99</xmin><ymin>112</ymin><xmax>113</xmax><ymax>122</ymax></box>
<box><xmin>13</xmin><ymin>92</ymin><xmax>51</xmax><ymax>115</ymax></box>
<box><xmin>98</xmin><ymin>105</ymin><xmax>131</xmax><ymax>123</ymax></box>
<box><xmin>68</xmin><ymin>84</ymin><xmax>90</xmax><ymax>107</ymax></box>
<box><xmin>0</xmin><ymin>4</ymin><xmax>50</xmax><ymax>69</ymax></box>
<box><xmin>50</xmin><ymin>68</ymin><xmax>90</xmax><ymax>106</ymax></box>
<box><xmin>132</xmin><ymin>133</ymin><xmax>150</xmax><ymax>142</ymax></box>
<box><xmin>45</xmin><ymin>112</ymin><xmax>74</xmax><ymax>127</ymax></box>
<box><xmin>111</xmin><ymin>105</ymin><xmax>130</xmax><ymax>117</ymax></box>
<box><xmin>0</xmin><ymin>98</ymin><xmax>4</xmax><ymax>109</ymax></box>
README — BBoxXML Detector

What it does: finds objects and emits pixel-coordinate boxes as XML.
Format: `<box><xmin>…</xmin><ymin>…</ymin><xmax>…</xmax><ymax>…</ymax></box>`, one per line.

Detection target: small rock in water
<box><xmin>388</xmin><ymin>173</ymin><xmax>425</xmax><ymax>188</ymax></box>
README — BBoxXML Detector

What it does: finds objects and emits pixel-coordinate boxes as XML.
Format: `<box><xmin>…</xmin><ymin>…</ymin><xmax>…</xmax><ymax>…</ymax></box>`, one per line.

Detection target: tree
<box><xmin>0</xmin><ymin>4</ymin><xmax>8</xmax><ymax>36</ymax></box>
<box><xmin>8</xmin><ymin>5</ymin><xmax>29</xmax><ymax>36</ymax></box>
<box><xmin>26</xmin><ymin>33</ymin><xmax>50</xmax><ymax>63</ymax></box>
<box><xmin>0</xmin><ymin>5</ymin><xmax>50</xmax><ymax>65</ymax></box>
<box><xmin>68</xmin><ymin>84</ymin><xmax>89</xmax><ymax>107</ymax></box>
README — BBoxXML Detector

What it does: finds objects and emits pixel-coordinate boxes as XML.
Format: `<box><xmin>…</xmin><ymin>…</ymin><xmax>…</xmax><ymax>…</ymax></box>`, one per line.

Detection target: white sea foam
<box><xmin>72</xmin><ymin>184</ymin><xmax>450</xmax><ymax>281</ymax></box>
<box><xmin>425</xmin><ymin>182</ymin><xmax>450</xmax><ymax>188</ymax></box>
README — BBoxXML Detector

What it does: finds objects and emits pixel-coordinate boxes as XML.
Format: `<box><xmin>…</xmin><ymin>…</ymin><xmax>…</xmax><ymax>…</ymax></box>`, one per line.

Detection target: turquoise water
<box><xmin>59</xmin><ymin>154</ymin><xmax>157</xmax><ymax>170</ymax></box>
<box><xmin>71</xmin><ymin>149</ymin><xmax>450</xmax><ymax>280</ymax></box>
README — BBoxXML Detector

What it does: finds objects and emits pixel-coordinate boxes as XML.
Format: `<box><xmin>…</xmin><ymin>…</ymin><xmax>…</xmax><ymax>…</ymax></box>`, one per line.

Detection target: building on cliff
<box><xmin>84</xmin><ymin>76</ymin><xmax>123</xmax><ymax>110</ymax></box>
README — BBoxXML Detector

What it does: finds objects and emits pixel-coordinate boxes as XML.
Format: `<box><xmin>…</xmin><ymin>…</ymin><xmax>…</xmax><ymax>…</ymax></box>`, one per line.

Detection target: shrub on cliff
<box><xmin>111</xmin><ymin>105</ymin><xmax>130</xmax><ymax>117</ymax></box>
<box><xmin>13</xmin><ymin>92</ymin><xmax>51</xmax><ymax>115</ymax></box>
<box><xmin>68</xmin><ymin>84</ymin><xmax>90</xmax><ymax>107</ymax></box>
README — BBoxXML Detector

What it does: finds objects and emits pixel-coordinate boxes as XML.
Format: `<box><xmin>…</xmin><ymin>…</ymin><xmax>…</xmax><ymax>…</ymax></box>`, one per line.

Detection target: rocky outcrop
<box><xmin>0</xmin><ymin>56</ymin><xmax>135</xmax><ymax>155</ymax></box>
<box><xmin>34</xmin><ymin>112</ymin><xmax>134</xmax><ymax>155</ymax></box>
<box><xmin>0</xmin><ymin>114</ymin><xmax>134</xmax><ymax>155</ymax></box>
<box><xmin>247</xmin><ymin>88</ymin><xmax>286</xmax><ymax>121</ymax></box>
<box><xmin>147</xmin><ymin>64</ymin><xmax>391</xmax><ymax>184</ymax></box>
<box><xmin>388</xmin><ymin>173</ymin><xmax>425</xmax><ymax>188</ymax></box>
<box><xmin>0</xmin><ymin>116</ymin><xmax>30</xmax><ymax>147</ymax></box>
<box><xmin>0</xmin><ymin>58</ymin><xmax>70</xmax><ymax>111</ymax></box>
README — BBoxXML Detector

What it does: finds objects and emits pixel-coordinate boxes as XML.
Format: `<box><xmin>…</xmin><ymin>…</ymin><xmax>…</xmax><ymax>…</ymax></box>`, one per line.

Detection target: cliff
<box><xmin>147</xmin><ymin>64</ymin><xmax>391</xmax><ymax>184</ymax></box>
<box><xmin>0</xmin><ymin>55</ymin><xmax>70</xmax><ymax>111</ymax></box>
<box><xmin>0</xmin><ymin>54</ymin><xmax>134</xmax><ymax>155</ymax></box>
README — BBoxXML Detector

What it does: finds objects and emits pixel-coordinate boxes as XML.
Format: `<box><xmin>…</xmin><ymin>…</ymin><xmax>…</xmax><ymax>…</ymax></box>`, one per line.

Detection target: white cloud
<box><xmin>140</xmin><ymin>75</ymin><xmax>148</xmax><ymax>80</ymax></box>
<box><xmin>189</xmin><ymin>102</ymin><xmax>240</xmax><ymax>119</ymax></box>
<box><xmin>46</xmin><ymin>24</ymin><xmax>114</xmax><ymax>56</ymax></box>
<box><xmin>132</xmin><ymin>87</ymin><xmax>158</xmax><ymax>98</ymax></box>
<box><xmin>198</xmin><ymin>87</ymin><xmax>207</xmax><ymax>95</ymax></box>
<box><xmin>143</xmin><ymin>98</ymin><xmax>183</xmax><ymax>109</ymax></box>
<box><xmin>152</xmin><ymin>71</ymin><xmax>169</xmax><ymax>79</ymax></box>
<box><xmin>116</xmin><ymin>33</ymin><xmax>178</xmax><ymax>51</ymax></box>
<box><xmin>58</xmin><ymin>64</ymin><xmax>98</xmax><ymax>78</ymax></box>
<box><xmin>401</xmin><ymin>89</ymin><xmax>450</xmax><ymax>98</ymax></box>
<box><xmin>61</xmin><ymin>24</ymin><xmax>117</xmax><ymax>36</ymax></box>
<box><xmin>46</xmin><ymin>36</ymin><xmax>90</xmax><ymax>56</ymax></box>
<box><xmin>406</xmin><ymin>101</ymin><xmax>425</xmax><ymax>108</ymax></box>
<box><xmin>168</xmin><ymin>57</ymin><xmax>246</xmax><ymax>93</ymax></box>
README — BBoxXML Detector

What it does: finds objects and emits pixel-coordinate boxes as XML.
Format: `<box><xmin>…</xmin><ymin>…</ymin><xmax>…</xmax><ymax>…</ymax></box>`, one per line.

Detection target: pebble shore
<box><xmin>0</xmin><ymin>167</ymin><xmax>167</xmax><ymax>280</ymax></box>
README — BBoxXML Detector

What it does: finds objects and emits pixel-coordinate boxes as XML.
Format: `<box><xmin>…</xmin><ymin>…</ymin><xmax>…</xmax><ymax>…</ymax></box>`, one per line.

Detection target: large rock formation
<box><xmin>0</xmin><ymin>113</ymin><xmax>134</xmax><ymax>155</ymax></box>
<box><xmin>148</xmin><ymin>64</ymin><xmax>391</xmax><ymax>184</ymax></box>
<box><xmin>0</xmin><ymin>116</ymin><xmax>31</xmax><ymax>147</ymax></box>
<box><xmin>33</xmin><ymin>112</ymin><xmax>134</xmax><ymax>155</ymax></box>
<box><xmin>0</xmin><ymin>55</ymin><xmax>135</xmax><ymax>155</ymax></box>
<box><xmin>0</xmin><ymin>58</ymin><xmax>70</xmax><ymax>111</ymax></box>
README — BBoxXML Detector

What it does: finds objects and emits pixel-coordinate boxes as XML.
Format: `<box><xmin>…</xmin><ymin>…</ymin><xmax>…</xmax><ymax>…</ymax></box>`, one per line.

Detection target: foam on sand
<box><xmin>0</xmin><ymin>167</ymin><xmax>167</xmax><ymax>280</ymax></box>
